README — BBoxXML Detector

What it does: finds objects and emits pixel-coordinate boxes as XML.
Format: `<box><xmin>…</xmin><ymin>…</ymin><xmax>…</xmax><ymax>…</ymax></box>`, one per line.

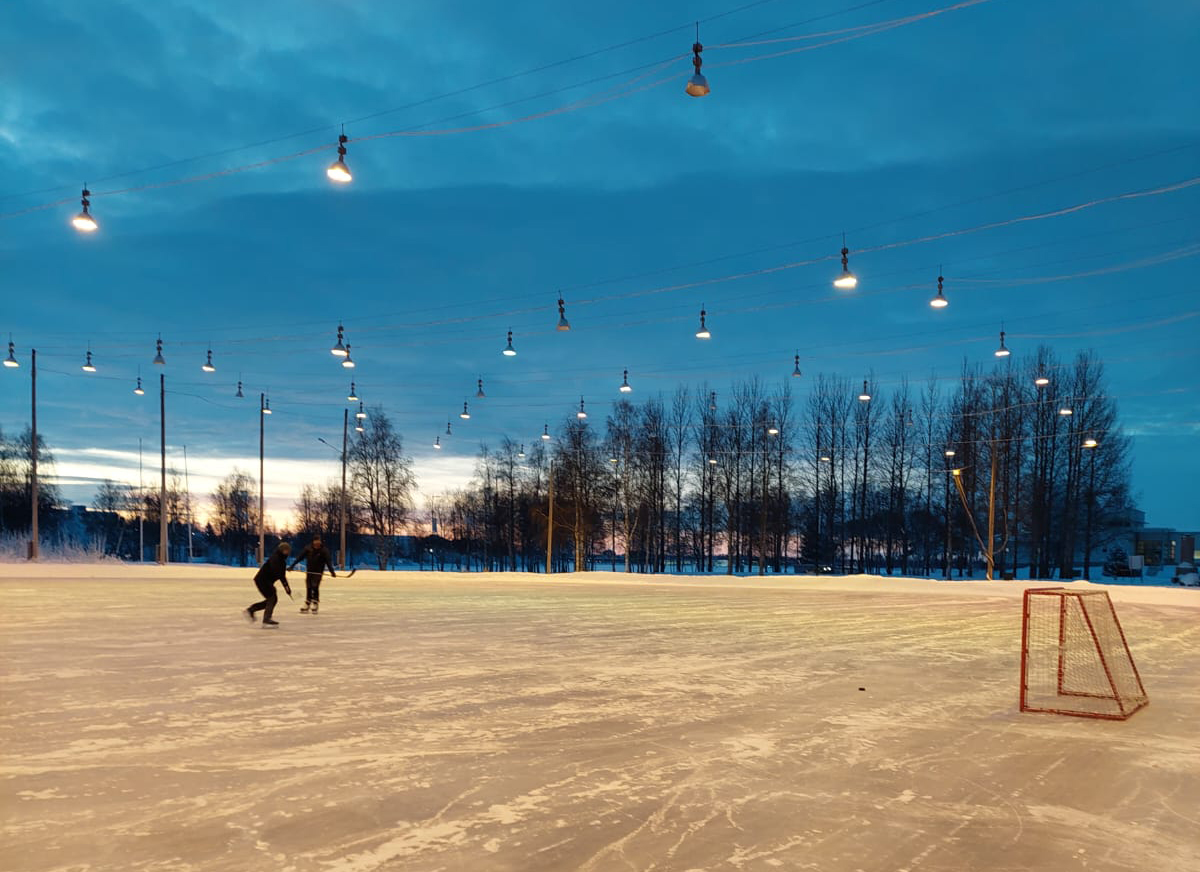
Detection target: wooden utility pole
<box><xmin>340</xmin><ymin>407</ymin><xmax>348</xmax><ymax>568</ymax></box>
<box><xmin>160</xmin><ymin>374</ymin><xmax>168</xmax><ymax>564</ymax></box>
<box><xmin>546</xmin><ymin>457</ymin><xmax>554</xmax><ymax>575</ymax></box>
<box><xmin>30</xmin><ymin>349</ymin><xmax>39</xmax><ymax>560</ymax></box>
<box><xmin>986</xmin><ymin>446</ymin><xmax>997</xmax><ymax>580</ymax></box>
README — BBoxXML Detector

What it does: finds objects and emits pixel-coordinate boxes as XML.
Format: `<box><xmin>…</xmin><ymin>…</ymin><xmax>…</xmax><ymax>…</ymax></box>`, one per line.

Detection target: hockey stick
<box><xmin>340</xmin><ymin>568</ymin><xmax>357</xmax><ymax>579</ymax></box>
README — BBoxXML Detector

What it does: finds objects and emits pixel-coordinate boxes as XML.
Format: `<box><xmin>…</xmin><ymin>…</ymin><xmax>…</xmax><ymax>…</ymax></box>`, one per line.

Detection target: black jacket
<box><xmin>254</xmin><ymin>550</ymin><xmax>290</xmax><ymax>585</ymax></box>
<box><xmin>294</xmin><ymin>542</ymin><xmax>338</xmax><ymax>575</ymax></box>
<box><xmin>290</xmin><ymin>544</ymin><xmax>336</xmax><ymax>577</ymax></box>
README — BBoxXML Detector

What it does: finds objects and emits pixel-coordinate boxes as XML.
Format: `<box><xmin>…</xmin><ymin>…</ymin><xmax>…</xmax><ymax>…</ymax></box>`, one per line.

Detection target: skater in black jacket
<box><xmin>245</xmin><ymin>542</ymin><xmax>292</xmax><ymax>627</ymax></box>
<box><xmin>289</xmin><ymin>536</ymin><xmax>336</xmax><ymax>613</ymax></box>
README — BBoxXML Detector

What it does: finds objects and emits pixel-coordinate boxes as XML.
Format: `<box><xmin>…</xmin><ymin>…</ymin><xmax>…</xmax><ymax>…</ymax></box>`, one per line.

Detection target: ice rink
<box><xmin>2</xmin><ymin>565</ymin><xmax>1198</xmax><ymax>872</ymax></box>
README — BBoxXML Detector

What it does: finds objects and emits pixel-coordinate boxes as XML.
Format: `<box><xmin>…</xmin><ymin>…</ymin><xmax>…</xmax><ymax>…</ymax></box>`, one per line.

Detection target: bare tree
<box><xmin>349</xmin><ymin>407</ymin><xmax>416</xmax><ymax>570</ymax></box>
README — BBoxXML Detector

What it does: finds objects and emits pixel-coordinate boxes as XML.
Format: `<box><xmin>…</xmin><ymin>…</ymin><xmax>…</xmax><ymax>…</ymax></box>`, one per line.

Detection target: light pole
<box><xmin>546</xmin><ymin>456</ymin><xmax>554</xmax><ymax>575</ymax></box>
<box><xmin>1083</xmin><ymin>436</ymin><xmax>1099</xmax><ymax>579</ymax></box>
<box><xmin>258</xmin><ymin>392</ymin><xmax>267</xmax><ymax>564</ymax></box>
<box><xmin>316</xmin><ymin>406</ymin><xmax>349</xmax><ymax>569</ymax></box>
<box><xmin>159</xmin><ymin>373</ymin><xmax>167</xmax><ymax>564</ymax></box>
<box><xmin>31</xmin><ymin>348</ymin><xmax>39</xmax><ymax>560</ymax></box>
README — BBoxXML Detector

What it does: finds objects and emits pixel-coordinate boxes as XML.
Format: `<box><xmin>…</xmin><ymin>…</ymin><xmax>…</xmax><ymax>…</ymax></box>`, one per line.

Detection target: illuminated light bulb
<box><xmin>767</xmin><ymin>422</ymin><xmax>779</xmax><ymax>435</ymax></box>
<box><xmin>518</xmin><ymin>444</ymin><xmax>525</xmax><ymax>459</ymax></box>
<box><xmin>541</xmin><ymin>423</ymin><xmax>550</xmax><ymax>441</ymax></box>
<box><xmin>262</xmin><ymin>398</ymin><xmax>272</xmax><ymax>415</ymax></box>
<box><xmin>72</xmin><ymin>186</ymin><xmax>98</xmax><ymax>232</ymax></box>
<box><xmin>355</xmin><ymin>421</ymin><xmax>364</xmax><ymax>433</ymax></box>
<box><xmin>820</xmin><ymin>455</ymin><xmax>831</xmax><ymax>462</ymax></box>
<box><xmin>995</xmin><ymin>330</ymin><xmax>1011</xmax><ymax>358</ymax></box>
<box><xmin>619</xmin><ymin>368</ymin><xmax>632</xmax><ymax>393</ymax></box>
<box><xmin>858</xmin><ymin>379</ymin><xmax>871</xmax><ymax>402</ymax></box>
<box><xmin>577</xmin><ymin>396</ymin><xmax>587</xmax><ymax>419</ymax></box>
<box><xmin>326</xmin><ymin>132</ymin><xmax>352</xmax><ymax>183</ymax></box>
<box><xmin>434</xmin><ymin>436</ymin><xmax>442</xmax><ymax>450</ymax></box>
<box><xmin>134</xmin><ymin>376</ymin><xmax>145</xmax><ymax>395</ymax></box>
<box><xmin>331</xmin><ymin>323</ymin><xmax>348</xmax><ymax>357</ymax></box>
<box><xmin>81</xmin><ymin>349</ymin><xmax>96</xmax><ymax>372</ymax></box>
<box><xmin>502</xmin><ymin>330</ymin><xmax>516</xmax><ymax>356</ymax></box>
<box><xmin>342</xmin><ymin>344</ymin><xmax>355</xmax><ymax>368</ymax></box>
<box><xmin>695</xmin><ymin>307</ymin><xmax>711</xmax><ymax>340</ymax></box>
<box><xmin>834</xmin><ymin>234</ymin><xmax>857</xmax><ymax>289</ymax></box>
<box><xmin>3</xmin><ymin>340</ymin><xmax>17</xmax><ymax>368</ymax></box>
<box><xmin>1035</xmin><ymin>372</ymin><xmax>1050</xmax><ymax>387</ymax></box>
<box><xmin>202</xmin><ymin>349</ymin><xmax>216</xmax><ymax>372</ymax></box>
<box><xmin>460</xmin><ymin>401</ymin><xmax>470</xmax><ymax>420</ymax></box>
<box><xmin>556</xmin><ymin>297</ymin><xmax>570</xmax><ymax>331</ymax></box>
<box><xmin>347</xmin><ymin>381</ymin><xmax>357</xmax><ymax>402</ymax></box>
<box><xmin>944</xmin><ymin>449</ymin><xmax>956</xmax><ymax>457</ymax></box>
<box><xmin>930</xmin><ymin>271</ymin><xmax>948</xmax><ymax>308</ymax></box>
<box><xmin>1059</xmin><ymin>407</ymin><xmax>1073</xmax><ymax>416</ymax></box>
<box><xmin>356</xmin><ymin>402</ymin><xmax>366</xmax><ymax>420</ymax></box>
<box><xmin>1083</xmin><ymin>436</ymin><xmax>1098</xmax><ymax>448</ymax></box>
<box><xmin>708</xmin><ymin>457</ymin><xmax>717</xmax><ymax>465</ymax></box>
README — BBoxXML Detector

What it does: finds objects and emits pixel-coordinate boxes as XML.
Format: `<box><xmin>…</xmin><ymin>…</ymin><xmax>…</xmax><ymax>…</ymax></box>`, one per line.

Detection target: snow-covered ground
<box><xmin>2</xmin><ymin>565</ymin><xmax>1197</xmax><ymax>872</ymax></box>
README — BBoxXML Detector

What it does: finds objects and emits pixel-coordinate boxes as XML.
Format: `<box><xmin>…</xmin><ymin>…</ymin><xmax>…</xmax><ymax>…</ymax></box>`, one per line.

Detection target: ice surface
<box><xmin>2</xmin><ymin>565</ymin><xmax>1198</xmax><ymax>871</ymax></box>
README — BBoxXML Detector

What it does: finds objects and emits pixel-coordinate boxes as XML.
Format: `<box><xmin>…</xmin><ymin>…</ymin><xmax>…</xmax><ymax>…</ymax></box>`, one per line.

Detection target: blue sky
<box><xmin>2</xmin><ymin>0</ymin><xmax>1198</xmax><ymax>530</ymax></box>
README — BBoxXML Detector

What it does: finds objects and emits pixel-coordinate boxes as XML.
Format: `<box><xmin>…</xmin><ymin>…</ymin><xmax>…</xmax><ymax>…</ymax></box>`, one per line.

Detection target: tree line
<box><xmin>433</xmin><ymin>347</ymin><xmax>1135</xmax><ymax>579</ymax></box>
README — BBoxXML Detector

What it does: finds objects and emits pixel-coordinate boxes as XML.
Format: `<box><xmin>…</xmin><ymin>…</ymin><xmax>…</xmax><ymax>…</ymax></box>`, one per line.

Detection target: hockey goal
<box><xmin>1020</xmin><ymin>587</ymin><xmax>1148</xmax><ymax>720</ymax></box>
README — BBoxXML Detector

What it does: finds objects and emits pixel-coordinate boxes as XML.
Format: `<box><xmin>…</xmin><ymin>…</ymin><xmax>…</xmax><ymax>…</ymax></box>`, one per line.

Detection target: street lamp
<box><xmin>834</xmin><ymin>233</ymin><xmax>858</xmax><ymax>289</ymax></box>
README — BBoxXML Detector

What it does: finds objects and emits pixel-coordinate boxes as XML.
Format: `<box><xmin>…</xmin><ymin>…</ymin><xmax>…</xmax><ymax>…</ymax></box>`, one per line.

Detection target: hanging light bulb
<box><xmin>72</xmin><ymin>185</ymin><xmax>98</xmax><ymax>232</ymax></box>
<box><xmin>502</xmin><ymin>330</ymin><xmax>517</xmax><ymax>356</ymax></box>
<box><xmin>930</xmin><ymin>270</ymin><xmax>948</xmax><ymax>308</ymax></box>
<box><xmin>262</xmin><ymin>397</ymin><xmax>272</xmax><ymax>415</ymax></box>
<box><xmin>518</xmin><ymin>444</ymin><xmax>526</xmax><ymax>459</ymax></box>
<box><xmin>81</xmin><ymin>347</ymin><xmax>96</xmax><ymax>373</ymax></box>
<box><xmin>609</xmin><ymin>456</ymin><xmax>618</xmax><ymax>464</ymax></box>
<box><xmin>1083</xmin><ymin>436</ymin><xmax>1099</xmax><ymax>448</ymax></box>
<box><xmin>476</xmin><ymin>378</ymin><xmax>485</xmax><ymax>399</ymax></box>
<box><xmin>3</xmin><ymin>339</ymin><xmax>18</xmax><ymax>368</ymax></box>
<box><xmin>1059</xmin><ymin>407</ymin><xmax>1073</xmax><ymax>417</ymax></box>
<box><xmin>134</xmin><ymin>376</ymin><xmax>145</xmax><ymax>396</ymax></box>
<box><xmin>460</xmin><ymin>401</ymin><xmax>471</xmax><ymax>420</ymax></box>
<box><xmin>686</xmin><ymin>24</ymin><xmax>710</xmax><ymax>97</ymax></box>
<box><xmin>994</xmin><ymin>329</ymin><xmax>1011</xmax><ymax>358</ymax></box>
<box><xmin>695</xmin><ymin>307</ymin><xmax>711</xmax><ymax>340</ymax></box>
<box><xmin>347</xmin><ymin>381</ymin><xmax>358</xmax><ymax>402</ymax></box>
<box><xmin>331</xmin><ymin>323</ymin><xmax>348</xmax><ymax>357</ymax></box>
<box><xmin>577</xmin><ymin>396</ymin><xmax>587</xmax><ymax>419</ymax></box>
<box><xmin>342</xmin><ymin>343</ymin><xmax>355</xmax><ymax>368</ymax></box>
<box><xmin>434</xmin><ymin>435</ymin><xmax>442</xmax><ymax>450</ymax></box>
<box><xmin>355</xmin><ymin>420</ymin><xmax>364</xmax><ymax>433</ymax></box>
<box><xmin>944</xmin><ymin>448</ymin><xmax>956</xmax><ymax>458</ymax></box>
<box><xmin>792</xmin><ymin>353</ymin><xmax>802</xmax><ymax>378</ymax></box>
<box><xmin>326</xmin><ymin>129</ymin><xmax>352</xmax><ymax>183</ymax></box>
<box><xmin>819</xmin><ymin>455</ymin><xmax>831</xmax><ymax>462</ymax></box>
<box><xmin>202</xmin><ymin>348</ymin><xmax>216</xmax><ymax>372</ymax></box>
<box><xmin>236</xmin><ymin>380</ymin><xmax>245</xmax><ymax>398</ymax></box>
<box><xmin>1034</xmin><ymin>369</ymin><xmax>1050</xmax><ymax>387</ymax></box>
<box><xmin>858</xmin><ymin>379</ymin><xmax>871</xmax><ymax>402</ymax></box>
<box><xmin>556</xmin><ymin>296</ymin><xmax>571</xmax><ymax>331</ymax></box>
<box><xmin>619</xmin><ymin>368</ymin><xmax>632</xmax><ymax>393</ymax></box>
<box><xmin>446</xmin><ymin>421</ymin><xmax>453</xmax><ymax>436</ymax></box>
<box><xmin>356</xmin><ymin>402</ymin><xmax>367</xmax><ymax>420</ymax></box>
<box><xmin>834</xmin><ymin>233</ymin><xmax>857</xmax><ymax>289</ymax></box>
<box><xmin>708</xmin><ymin>456</ymin><xmax>718</xmax><ymax>465</ymax></box>
<box><xmin>541</xmin><ymin>423</ymin><xmax>551</xmax><ymax>441</ymax></box>
<box><xmin>767</xmin><ymin>421</ymin><xmax>779</xmax><ymax>435</ymax></box>
<box><xmin>153</xmin><ymin>336</ymin><xmax>165</xmax><ymax>366</ymax></box>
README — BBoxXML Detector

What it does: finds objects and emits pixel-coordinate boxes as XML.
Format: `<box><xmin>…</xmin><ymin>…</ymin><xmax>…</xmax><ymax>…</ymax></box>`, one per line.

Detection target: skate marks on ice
<box><xmin>1</xmin><ymin>570</ymin><xmax>1198</xmax><ymax>871</ymax></box>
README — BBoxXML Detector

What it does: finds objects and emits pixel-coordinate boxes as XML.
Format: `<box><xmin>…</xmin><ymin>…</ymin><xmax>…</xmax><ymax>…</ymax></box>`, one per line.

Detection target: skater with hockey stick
<box><xmin>245</xmin><ymin>542</ymin><xmax>292</xmax><ymax>627</ymax></box>
<box><xmin>290</xmin><ymin>536</ymin><xmax>336</xmax><ymax>614</ymax></box>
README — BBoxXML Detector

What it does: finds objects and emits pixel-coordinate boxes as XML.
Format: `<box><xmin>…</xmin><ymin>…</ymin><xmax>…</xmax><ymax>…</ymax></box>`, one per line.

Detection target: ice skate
<box><xmin>262</xmin><ymin>619</ymin><xmax>279</xmax><ymax>627</ymax></box>
<box><xmin>244</xmin><ymin>608</ymin><xmax>256</xmax><ymax>623</ymax></box>
<box><xmin>310</xmin><ymin>602</ymin><xmax>319</xmax><ymax>614</ymax></box>
<box><xmin>300</xmin><ymin>601</ymin><xmax>310</xmax><ymax>613</ymax></box>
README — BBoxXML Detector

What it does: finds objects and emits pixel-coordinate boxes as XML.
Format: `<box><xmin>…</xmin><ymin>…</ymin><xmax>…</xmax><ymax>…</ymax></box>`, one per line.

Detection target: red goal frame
<box><xmin>1019</xmin><ymin>587</ymin><xmax>1148</xmax><ymax>720</ymax></box>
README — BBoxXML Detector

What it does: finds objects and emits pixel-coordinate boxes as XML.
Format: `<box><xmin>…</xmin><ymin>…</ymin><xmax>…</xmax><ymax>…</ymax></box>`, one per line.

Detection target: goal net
<box><xmin>1020</xmin><ymin>587</ymin><xmax>1148</xmax><ymax>720</ymax></box>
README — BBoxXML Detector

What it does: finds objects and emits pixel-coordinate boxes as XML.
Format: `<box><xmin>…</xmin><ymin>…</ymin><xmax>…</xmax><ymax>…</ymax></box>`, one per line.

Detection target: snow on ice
<box><xmin>1</xmin><ymin>564</ymin><xmax>1198</xmax><ymax>871</ymax></box>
